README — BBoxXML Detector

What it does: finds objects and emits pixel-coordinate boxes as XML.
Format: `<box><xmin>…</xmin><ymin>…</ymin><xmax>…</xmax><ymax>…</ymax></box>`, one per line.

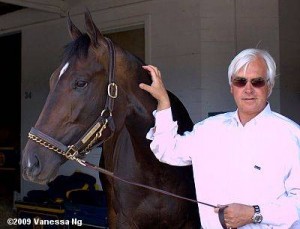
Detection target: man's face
<box><xmin>230</xmin><ymin>57</ymin><xmax>270</xmax><ymax>124</ymax></box>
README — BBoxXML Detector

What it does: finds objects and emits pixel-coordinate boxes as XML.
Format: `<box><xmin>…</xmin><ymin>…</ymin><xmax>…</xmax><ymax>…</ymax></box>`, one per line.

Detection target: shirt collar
<box><xmin>232</xmin><ymin>103</ymin><xmax>272</xmax><ymax>127</ymax></box>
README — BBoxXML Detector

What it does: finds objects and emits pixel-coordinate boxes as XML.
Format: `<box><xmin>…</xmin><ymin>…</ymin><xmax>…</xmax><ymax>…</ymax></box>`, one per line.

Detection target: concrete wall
<box><xmin>0</xmin><ymin>0</ymin><xmax>284</xmax><ymax>196</ymax></box>
<box><xmin>279</xmin><ymin>0</ymin><xmax>300</xmax><ymax>124</ymax></box>
<box><xmin>199</xmin><ymin>0</ymin><xmax>280</xmax><ymax>118</ymax></box>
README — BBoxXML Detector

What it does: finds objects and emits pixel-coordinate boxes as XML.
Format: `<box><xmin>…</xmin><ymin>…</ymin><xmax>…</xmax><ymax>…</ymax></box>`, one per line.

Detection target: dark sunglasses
<box><xmin>232</xmin><ymin>77</ymin><xmax>268</xmax><ymax>88</ymax></box>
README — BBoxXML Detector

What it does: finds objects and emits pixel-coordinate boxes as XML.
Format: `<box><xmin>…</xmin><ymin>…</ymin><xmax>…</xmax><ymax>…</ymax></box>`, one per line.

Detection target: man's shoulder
<box><xmin>271</xmin><ymin>112</ymin><xmax>299</xmax><ymax>128</ymax></box>
<box><xmin>269</xmin><ymin>111</ymin><xmax>300</xmax><ymax>136</ymax></box>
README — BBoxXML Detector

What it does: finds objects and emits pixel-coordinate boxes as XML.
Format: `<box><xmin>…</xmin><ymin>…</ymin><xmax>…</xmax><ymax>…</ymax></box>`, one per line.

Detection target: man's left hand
<box><xmin>215</xmin><ymin>203</ymin><xmax>254</xmax><ymax>228</ymax></box>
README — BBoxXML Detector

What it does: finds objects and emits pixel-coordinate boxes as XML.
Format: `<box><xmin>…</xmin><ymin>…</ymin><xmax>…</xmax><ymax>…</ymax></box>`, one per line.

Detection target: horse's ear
<box><xmin>67</xmin><ymin>12</ymin><xmax>82</xmax><ymax>40</ymax></box>
<box><xmin>84</xmin><ymin>9</ymin><xmax>104</xmax><ymax>48</ymax></box>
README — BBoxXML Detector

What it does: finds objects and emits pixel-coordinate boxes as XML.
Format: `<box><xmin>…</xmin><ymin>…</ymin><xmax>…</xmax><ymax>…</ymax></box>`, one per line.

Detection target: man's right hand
<box><xmin>139</xmin><ymin>65</ymin><xmax>171</xmax><ymax>111</ymax></box>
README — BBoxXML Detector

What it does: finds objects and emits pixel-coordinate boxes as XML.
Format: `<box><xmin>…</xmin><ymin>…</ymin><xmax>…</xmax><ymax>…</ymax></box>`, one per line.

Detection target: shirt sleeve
<box><xmin>260</xmin><ymin>141</ymin><xmax>300</xmax><ymax>227</ymax></box>
<box><xmin>146</xmin><ymin>108</ymin><xmax>198</xmax><ymax>166</ymax></box>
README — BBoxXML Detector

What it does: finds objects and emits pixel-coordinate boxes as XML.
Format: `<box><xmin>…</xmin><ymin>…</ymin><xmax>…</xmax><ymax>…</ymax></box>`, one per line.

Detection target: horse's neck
<box><xmin>113</xmin><ymin>59</ymin><xmax>159</xmax><ymax>159</ymax></box>
<box><xmin>125</xmin><ymin>88</ymin><xmax>156</xmax><ymax>138</ymax></box>
<box><xmin>103</xmin><ymin>126</ymin><xmax>156</xmax><ymax>174</ymax></box>
<box><xmin>102</xmin><ymin>127</ymin><xmax>134</xmax><ymax>174</ymax></box>
<box><xmin>115</xmin><ymin>62</ymin><xmax>155</xmax><ymax>136</ymax></box>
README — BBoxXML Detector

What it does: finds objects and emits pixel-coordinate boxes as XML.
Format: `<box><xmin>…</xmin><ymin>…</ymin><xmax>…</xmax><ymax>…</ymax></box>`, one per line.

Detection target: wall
<box><xmin>279</xmin><ymin>0</ymin><xmax>300</xmax><ymax>123</ymax></box>
<box><xmin>0</xmin><ymin>0</ymin><xmax>282</xmax><ymax>197</ymax></box>
<box><xmin>199</xmin><ymin>0</ymin><xmax>280</xmax><ymax>118</ymax></box>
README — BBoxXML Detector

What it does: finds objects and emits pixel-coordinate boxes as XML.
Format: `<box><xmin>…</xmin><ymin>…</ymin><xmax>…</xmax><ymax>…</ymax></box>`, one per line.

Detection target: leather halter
<box><xmin>27</xmin><ymin>37</ymin><xmax>231</xmax><ymax>229</ymax></box>
<box><xmin>28</xmin><ymin>37</ymin><xmax>117</xmax><ymax>165</ymax></box>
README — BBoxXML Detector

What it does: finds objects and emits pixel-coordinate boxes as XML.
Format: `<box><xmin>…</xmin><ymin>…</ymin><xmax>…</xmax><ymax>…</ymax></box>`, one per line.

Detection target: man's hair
<box><xmin>228</xmin><ymin>48</ymin><xmax>276</xmax><ymax>96</ymax></box>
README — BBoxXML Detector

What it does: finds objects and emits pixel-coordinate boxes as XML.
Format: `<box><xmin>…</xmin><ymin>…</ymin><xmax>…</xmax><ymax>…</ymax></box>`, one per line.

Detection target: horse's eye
<box><xmin>75</xmin><ymin>80</ymin><xmax>88</xmax><ymax>88</ymax></box>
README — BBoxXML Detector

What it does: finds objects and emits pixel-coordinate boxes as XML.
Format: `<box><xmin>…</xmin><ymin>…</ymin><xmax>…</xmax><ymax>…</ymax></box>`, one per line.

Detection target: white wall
<box><xmin>0</xmin><ymin>0</ymin><xmax>282</xmax><ymax>197</ymax></box>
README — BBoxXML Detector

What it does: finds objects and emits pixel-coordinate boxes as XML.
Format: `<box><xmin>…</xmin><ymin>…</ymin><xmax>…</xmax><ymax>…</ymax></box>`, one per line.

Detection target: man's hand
<box><xmin>139</xmin><ymin>65</ymin><xmax>171</xmax><ymax>111</ymax></box>
<box><xmin>214</xmin><ymin>203</ymin><xmax>254</xmax><ymax>228</ymax></box>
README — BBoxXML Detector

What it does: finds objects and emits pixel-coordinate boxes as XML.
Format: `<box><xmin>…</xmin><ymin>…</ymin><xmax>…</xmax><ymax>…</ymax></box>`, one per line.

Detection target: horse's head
<box><xmin>22</xmin><ymin>10</ymin><xmax>154</xmax><ymax>184</ymax></box>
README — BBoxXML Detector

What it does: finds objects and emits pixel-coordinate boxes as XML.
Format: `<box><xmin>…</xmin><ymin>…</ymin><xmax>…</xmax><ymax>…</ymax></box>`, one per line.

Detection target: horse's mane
<box><xmin>130</xmin><ymin>52</ymin><xmax>146</xmax><ymax>66</ymax></box>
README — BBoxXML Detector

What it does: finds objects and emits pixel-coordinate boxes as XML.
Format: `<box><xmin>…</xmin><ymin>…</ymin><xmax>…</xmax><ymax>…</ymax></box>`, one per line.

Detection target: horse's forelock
<box><xmin>63</xmin><ymin>34</ymin><xmax>91</xmax><ymax>62</ymax></box>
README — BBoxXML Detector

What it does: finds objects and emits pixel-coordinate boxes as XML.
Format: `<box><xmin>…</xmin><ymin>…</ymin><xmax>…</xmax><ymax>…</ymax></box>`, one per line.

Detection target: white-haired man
<box><xmin>139</xmin><ymin>48</ymin><xmax>300</xmax><ymax>228</ymax></box>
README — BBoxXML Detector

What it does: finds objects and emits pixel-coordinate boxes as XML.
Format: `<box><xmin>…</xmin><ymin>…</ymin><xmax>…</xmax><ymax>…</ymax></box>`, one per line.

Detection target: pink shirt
<box><xmin>147</xmin><ymin>104</ymin><xmax>300</xmax><ymax>229</ymax></box>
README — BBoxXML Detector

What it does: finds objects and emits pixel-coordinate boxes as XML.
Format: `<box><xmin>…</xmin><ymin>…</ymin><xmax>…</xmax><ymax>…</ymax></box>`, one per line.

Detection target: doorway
<box><xmin>0</xmin><ymin>32</ymin><xmax>21</xmax><ymax>211</ymax></box>
<box><xmin>105</xmin><ymin>27</ymin><xmax>145</xmax><ymax>61</ymax></box>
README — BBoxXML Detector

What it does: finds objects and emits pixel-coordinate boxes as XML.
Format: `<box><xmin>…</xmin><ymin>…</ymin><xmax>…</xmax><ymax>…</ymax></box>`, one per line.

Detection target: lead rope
<box><xmin>75</xmin><ymin>158</ymin><xmax>231</xmax><ymax>229</ymax></box>
<box><xmin>74</xmin><ymin>157</ymin><xmax>217</xmax><ymax>208</ymax></box>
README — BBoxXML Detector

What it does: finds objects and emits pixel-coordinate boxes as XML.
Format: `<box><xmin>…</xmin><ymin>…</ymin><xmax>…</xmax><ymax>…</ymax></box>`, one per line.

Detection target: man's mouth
<box><xmin>242</xmin><ymin>98</ymin><xmax>256</xmax><ymax>101</ymax></box>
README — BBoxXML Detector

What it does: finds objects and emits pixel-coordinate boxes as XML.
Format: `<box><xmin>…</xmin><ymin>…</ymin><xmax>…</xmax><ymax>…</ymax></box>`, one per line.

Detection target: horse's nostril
<box><xmin>26</xmin><ymin>154</ymin><xmax>41</xmax><ymax>177</ymax></box>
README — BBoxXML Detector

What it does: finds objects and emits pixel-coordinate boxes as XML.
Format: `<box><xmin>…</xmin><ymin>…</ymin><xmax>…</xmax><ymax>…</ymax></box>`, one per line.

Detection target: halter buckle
<box><xmin>108</xmin><ymin>83</ymin><xmax>118</xmax><ymax>99</ymax></box>
<box><xmin>65</xmin><ymin>145</ymin><xmax>79</xmax><ymax>160</ymax></box>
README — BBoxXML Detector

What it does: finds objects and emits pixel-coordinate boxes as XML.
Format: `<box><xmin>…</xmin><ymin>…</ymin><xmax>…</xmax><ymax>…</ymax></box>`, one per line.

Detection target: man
<box><xmin>139</xmin><ymin>48</ymin><xmax>300</xmax><ymax>228</ymax></box>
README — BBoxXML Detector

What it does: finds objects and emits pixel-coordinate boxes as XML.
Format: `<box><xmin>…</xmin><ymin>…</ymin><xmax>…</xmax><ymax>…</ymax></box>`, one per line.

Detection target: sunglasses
<box><xmin>231</xmin><ymin>77</ymin><xmax>268</xmax><ymax>88</ymax></box>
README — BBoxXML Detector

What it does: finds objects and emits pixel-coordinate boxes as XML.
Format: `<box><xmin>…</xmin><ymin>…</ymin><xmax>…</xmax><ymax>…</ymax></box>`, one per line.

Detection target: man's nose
<box><xmin>244</xmin><ymin>81</ymin><xmax>254</xmax><ymax>93</ymax></box>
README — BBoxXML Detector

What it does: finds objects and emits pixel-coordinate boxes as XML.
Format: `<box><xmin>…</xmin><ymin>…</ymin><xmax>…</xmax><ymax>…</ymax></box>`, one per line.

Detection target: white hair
<box><xmin>228</xmin><ymin>48</ymin><xmax>276</xmax><ymax>96</ymax></box>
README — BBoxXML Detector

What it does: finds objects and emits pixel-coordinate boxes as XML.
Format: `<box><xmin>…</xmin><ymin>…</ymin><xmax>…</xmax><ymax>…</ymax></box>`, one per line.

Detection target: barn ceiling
<box><xmin>0</xmin><ymin>2</ymin><xmax>23</xmax><ymax>15</ymax></box>
<box><xmin>0</xmin><ymin>0</ymin><xmax>67</xmax><ymax>16</ymax></box>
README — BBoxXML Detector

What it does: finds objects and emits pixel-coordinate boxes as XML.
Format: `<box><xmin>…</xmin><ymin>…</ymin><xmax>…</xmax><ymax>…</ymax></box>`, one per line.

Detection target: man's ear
<box><xmin>230</xmin><ymin>85</ymin><xmax>233</xmax><ymax>94</ymax></box>
<box><xmin>267</xmin><ymin>85</ymin><xmax>272</xmax><ymax>98</ymax></box>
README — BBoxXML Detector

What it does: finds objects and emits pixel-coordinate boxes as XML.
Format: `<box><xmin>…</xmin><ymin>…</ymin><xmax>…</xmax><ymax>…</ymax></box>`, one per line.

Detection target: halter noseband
<box><xmin>28</xmin><ymin>38</ymin><xmax>118</xmax><ymax>164</ymax></box>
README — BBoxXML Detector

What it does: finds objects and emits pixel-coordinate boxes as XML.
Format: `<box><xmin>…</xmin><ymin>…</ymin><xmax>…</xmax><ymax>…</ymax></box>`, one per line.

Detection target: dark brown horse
<box><xmin>22</xmin><ymin>10</ymin><xmax>200</xmax><ymax>228</ymax></box>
